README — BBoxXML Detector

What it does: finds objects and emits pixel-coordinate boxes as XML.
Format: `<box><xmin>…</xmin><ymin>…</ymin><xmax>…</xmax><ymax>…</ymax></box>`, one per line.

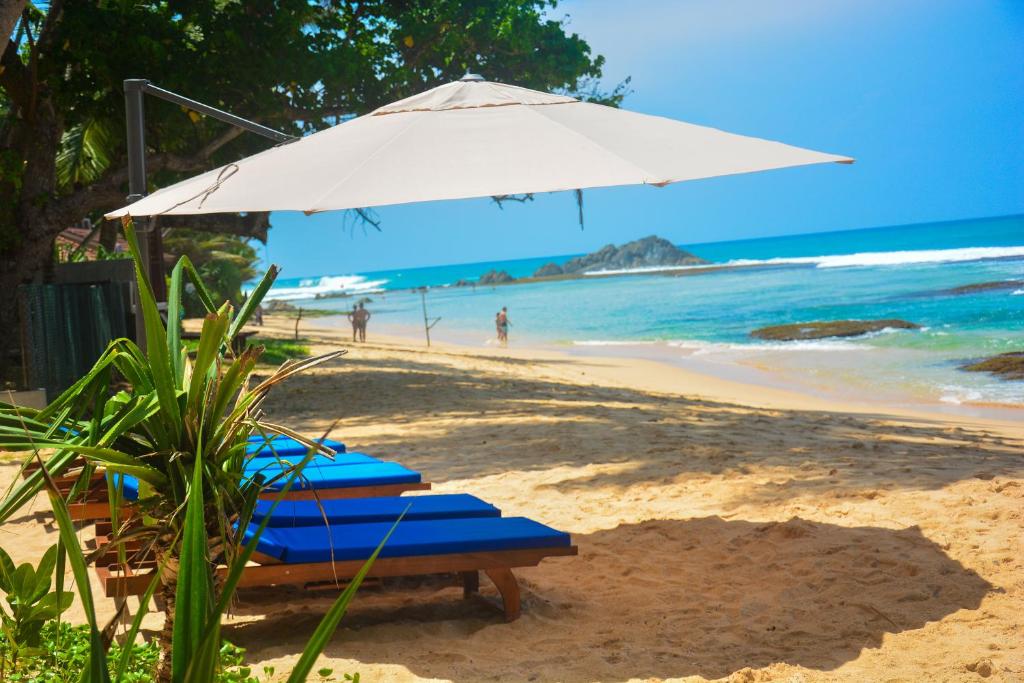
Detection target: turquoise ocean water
<box><xmin>261</xmin><ymin>214</ymin><xmax>1024</xmax><ymax>409</ymax></box>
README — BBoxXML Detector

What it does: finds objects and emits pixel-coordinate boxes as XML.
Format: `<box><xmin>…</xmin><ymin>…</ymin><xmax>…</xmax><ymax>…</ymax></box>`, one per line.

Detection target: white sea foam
<box><xmin>729</xmin><ymin>246</ymin><xmax>1024</xmax><ymax>269</ymax></box>
<box><xmin>582</xmin><ymin>265</ymin><xmax>706</xmax><ymax>276</ymax></box>
<box><xmin>1013</xmin><ymin>289</ymin><xmax>1024</xmax><ymax>296</ymax></box>
<box><xmin>670</xmin><ymin>339</ymin><xmax>867</xmax><ymax>353</ymax></box>
<box><xmin>580</xmin><ymin>245</ymin><xmax>1024</xmax><ymax>277</ymax></box>
<box><xmin>572</xmin><ymin>340</ymin><xmax>659</xmax><ymax>347</ymax></box>
<box><xmin>572</xmin><ymin>338</ymin><xmax>867</xmax><ymax>353</ymax></box>
<box><xmin>939</xmin><ymin>386</ymin><xmax>984</xmax><ymax>405</ymax></box>
<box><xmin>260</xmin><ymin>274</ymin><xmax>389</xmax><ymax>302</ymax></box>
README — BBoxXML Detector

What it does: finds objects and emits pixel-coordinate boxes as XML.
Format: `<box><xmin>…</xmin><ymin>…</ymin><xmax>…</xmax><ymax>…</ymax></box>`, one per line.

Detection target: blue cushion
<box><xmin>249</xmin><ymin>516</ymin><xmax>571</xmax><ymax>563</ymax></box>
<box><xmin>252</xmin><ymin>494</ymin><xmax>499</xmax><ymax>527</ymax></box>
<box><xmin>109</xmin><ymin>460</ymin><xmax>418</xmax><ymax>502</ymax></box>
<box><xmin>107</xmin><ymin>473</ymin><xmax>139</xmax><ymax>501</ymax></box>
<box><xmin>245</xmin><ymin>451</ymin><xmax>378</xmax><ymax>472</ymax></box>
<box><xmin>245</xmin><ymin>437</ymin><xmax>346</xmax><ymax>456</ymax></box>
<box><xmin>255</xmin><ymin>462</ymin><xmax>421</xmax><ymax>492</ymax></box>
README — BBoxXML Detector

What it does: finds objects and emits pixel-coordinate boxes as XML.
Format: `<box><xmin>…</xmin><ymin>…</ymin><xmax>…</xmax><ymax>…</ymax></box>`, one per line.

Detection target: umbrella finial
<box><xmin>459</xmin><ymin>71</ymin><xmax>485</xmax><ymax>82</ymax></box>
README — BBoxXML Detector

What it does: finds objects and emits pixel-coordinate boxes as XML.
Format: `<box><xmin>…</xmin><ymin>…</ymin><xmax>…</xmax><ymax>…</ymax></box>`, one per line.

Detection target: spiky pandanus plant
<box><xmin>0</xmin><ymin>217</ymin><xmax>379</xmax><ymax>682</ymax></box>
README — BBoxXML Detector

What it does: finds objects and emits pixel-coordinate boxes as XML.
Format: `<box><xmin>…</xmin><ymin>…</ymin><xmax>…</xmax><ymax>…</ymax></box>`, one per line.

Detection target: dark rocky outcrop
<box><xmin>560</xmin><ymin>236</ymin><xmax>707</xmax><ymax>274</ymax></box>
<box><xmin>962</xmin><ymin>352</ymin><xmax>1024</xmax><ymax>380</ymax></box>
<box><xmin>452</xmin><ymin>279</ymin><xmax>474</xmax><ymax>287</ymax></box>
<box><xmin>940</xmin><ymin>280</ymin><xmax>1024</xmax><ymax>296</ymax></box>
<box><xmin>751</xmin><ymin>319</ymin><xmax>920</xmax><ymax>341</ymax></box>
<box><xmin>532</xmin><ymin>262</ymin><xmax>564</xmax><ymax>278</ymax></box>
<box><xmin>478</xmin><ymin>269</ymin><xmax>516</xmax><ymax>285</ymax></box>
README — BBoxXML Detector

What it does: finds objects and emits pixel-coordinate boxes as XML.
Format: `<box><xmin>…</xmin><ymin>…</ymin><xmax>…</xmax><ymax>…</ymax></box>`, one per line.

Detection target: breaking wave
<box><xmin>581</xmin><ymin>245</ymin><xmax>1024</xmax><ymax>276</ymax></box>
<box><xmin>260</xmin><ymin>274</ymin><xmax>389</xmax><ymax>302</ymax></box>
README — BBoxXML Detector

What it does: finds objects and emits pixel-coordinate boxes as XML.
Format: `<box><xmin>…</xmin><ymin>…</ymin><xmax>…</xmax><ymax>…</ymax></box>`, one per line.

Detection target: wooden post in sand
<box><xmin>294</xmin><ymin>307</ymin><xmax>303</xmax><ymax>340</ymax></box>
<box><xmin>419</xmin><ymin>288</ymin><xmax>441</xmax><ymax>347</ymax></box>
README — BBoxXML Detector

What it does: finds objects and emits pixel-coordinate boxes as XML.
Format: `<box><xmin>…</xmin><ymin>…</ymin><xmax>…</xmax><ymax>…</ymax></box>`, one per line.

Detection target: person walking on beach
<box><xmin>356</xmin><ymin>302</ymin><xmax>371</xmax><ymax>342</ymax></box>
<box><xmin>496</xmin><ymin>306</ymin><xmax>510</xmax><ymax>346</ymax></box>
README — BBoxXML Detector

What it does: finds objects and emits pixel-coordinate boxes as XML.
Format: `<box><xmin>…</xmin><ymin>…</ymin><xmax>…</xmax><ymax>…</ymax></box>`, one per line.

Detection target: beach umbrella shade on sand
<box><xmin>106</xmin><ymin>74</ymin><xmax>851</xmax><ymax>219</ymax></box>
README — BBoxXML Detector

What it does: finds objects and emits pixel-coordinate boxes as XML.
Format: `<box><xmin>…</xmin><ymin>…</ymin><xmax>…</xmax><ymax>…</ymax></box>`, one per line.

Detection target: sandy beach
<box><xmin>2</xmin><ymin>313</ymin><xmax>1022</xmax><ymax>682</ymax></box>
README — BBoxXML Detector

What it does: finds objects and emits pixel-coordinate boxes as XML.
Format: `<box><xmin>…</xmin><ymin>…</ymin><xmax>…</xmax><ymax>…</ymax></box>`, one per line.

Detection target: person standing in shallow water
<box><xmin>496</xmin><ymin>306</ymin><xmax>509</xmax><ymax>346</ymax></box>
<box><xmin>356</xmin><ymin>302</ymin><xmax>371</xmax><ymax>342</ymax></box>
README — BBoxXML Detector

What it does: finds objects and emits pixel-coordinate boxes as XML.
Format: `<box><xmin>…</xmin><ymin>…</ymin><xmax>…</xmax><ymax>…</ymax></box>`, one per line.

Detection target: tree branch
<box><xmin>197</xmin><ymin>125</ymin><xmax>246</xmax><ymax>158</ymax></box>
<box><xmin>0</xmin><ymin>0</ymin><xmax>25</xmax><ymax>46</ymax></box>
<box><xmin>158</xmin><ymin>212</ymin><xmax>271</xmax><ymax>243</ymax></box>
<box><xmin>0</xmin><ymin>29</ymin><xmax>31</xmax><ymax>108</ymax></box>
<box><xmin>280</xmin><ymin>104</ymin><xmax>354</xmax><ymax>122</ymax></box>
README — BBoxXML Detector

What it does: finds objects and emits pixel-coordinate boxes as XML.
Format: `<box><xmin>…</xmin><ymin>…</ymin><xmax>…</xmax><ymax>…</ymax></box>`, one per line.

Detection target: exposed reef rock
<box><xmin>477</xmin><ymin>269</ymin><xmax>516</xmax><ymax>285</ymax></box>
<box><xmin>532</xmin><ymin>262</ymin><xmax>564</xmax><ymax>278</ymax></box>
<box><xmin>939</xmin><ymin>280</ymin><xmax>1024</xmax><ymax>296</ymax></box>
<box><xmin>962</xmin><ymin>352</ymin><xmax>1024</xmax><ymax>380</ymax></box>
<box><xmin>751</xmin><ymin>319</ymin><xmax>920</xmax><ymax>341</ymax></box>
<box><xmin>559</xmin><ymin>235</ymin><xmax>708</xmax><ymax>274</ymax></box>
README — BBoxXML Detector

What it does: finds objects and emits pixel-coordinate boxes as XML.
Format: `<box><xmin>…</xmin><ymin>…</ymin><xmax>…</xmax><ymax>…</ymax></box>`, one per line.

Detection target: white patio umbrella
<box><xmin>106</xmin><ymin>74</ymin><xmax>851</xmax><ymax>218</ymax></box>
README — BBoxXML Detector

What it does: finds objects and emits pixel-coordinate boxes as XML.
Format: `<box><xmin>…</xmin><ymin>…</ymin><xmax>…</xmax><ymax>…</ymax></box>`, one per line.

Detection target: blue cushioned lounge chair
<box><xmin>252</xmin><ymin>493</ymin><xmax>500</xmax><ymax>527</ymax></box>
<box><xmin>98</xmin><ymin>514</ymin><xmax>577</xmax><ymax>620</ymax></box>
<box><xmin>66</xmin><ymin>455</ymin><xmax>430</xmax><ymax>520</ymax></box>
<box><xmin>246</xmin><ymin>436</ymin><xmax>346</xmax><ymax>456</ymax></box>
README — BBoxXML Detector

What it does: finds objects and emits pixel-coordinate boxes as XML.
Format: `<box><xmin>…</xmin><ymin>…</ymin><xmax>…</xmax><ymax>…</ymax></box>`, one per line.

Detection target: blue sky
<box><xmin>261</xmin><ymin>0</ymin><xmax>1024</xmax><ymax>277</ymax></box>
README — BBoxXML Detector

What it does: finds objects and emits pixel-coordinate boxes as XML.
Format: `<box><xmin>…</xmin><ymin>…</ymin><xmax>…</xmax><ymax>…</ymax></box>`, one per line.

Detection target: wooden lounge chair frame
<box><xmin>95</xmin><ymin>545</ymin><xmax>578</xmax><ymax>621</ymax></box>
<box><xmin>27</xmin><ymin>463</ymin><xmax>431</xmax><ymax>521</ymax></box>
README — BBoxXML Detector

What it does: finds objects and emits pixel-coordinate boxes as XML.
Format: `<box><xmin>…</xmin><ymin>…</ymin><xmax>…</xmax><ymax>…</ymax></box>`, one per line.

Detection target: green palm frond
<box><xmin>56</xmin><ymin>117</ymin><xmax>116</xmax><ymax>190</ymax></box>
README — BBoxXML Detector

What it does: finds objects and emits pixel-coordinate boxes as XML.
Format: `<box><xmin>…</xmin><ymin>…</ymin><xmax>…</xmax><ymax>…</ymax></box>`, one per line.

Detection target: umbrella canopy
<box><xmin>106</xmin><ymin>75</ymin><xmax>851</xmax><ymax>218</ymax></box>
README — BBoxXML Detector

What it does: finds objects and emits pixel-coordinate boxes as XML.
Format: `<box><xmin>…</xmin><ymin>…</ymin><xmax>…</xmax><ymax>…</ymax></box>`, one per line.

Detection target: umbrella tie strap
<box><xmin>157</xmin><ymin>163</ymin><xmax>239</xmax><ymax>215</ymax></box>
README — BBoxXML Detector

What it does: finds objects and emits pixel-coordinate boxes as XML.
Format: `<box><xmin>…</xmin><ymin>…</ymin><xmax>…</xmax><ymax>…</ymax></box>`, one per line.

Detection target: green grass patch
<box><xmin>0</xmin><ymin>621</ymin><xmax>267</xmax><ymax>682</ymax></box>
<box><xmin>266</xmin><ymin>308</ymin><xmax>336</xmax><ymax>319</ymax></box>
<box><xmin>257</xmin><ymin>338</ymin><xmax>311</xmax><ymax>366</ymax></box>
<box><xmin>182</xmin><ymin>337</ymin><xmax>311</xmax><ymax>366</ymax></box>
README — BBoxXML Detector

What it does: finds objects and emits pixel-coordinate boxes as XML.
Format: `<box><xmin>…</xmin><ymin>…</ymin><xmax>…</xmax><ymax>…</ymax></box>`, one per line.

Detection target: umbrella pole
<box><xmin>122</xmin><ymin>78</ymin><xmax>296</xmax><ymax>348</ymax></box>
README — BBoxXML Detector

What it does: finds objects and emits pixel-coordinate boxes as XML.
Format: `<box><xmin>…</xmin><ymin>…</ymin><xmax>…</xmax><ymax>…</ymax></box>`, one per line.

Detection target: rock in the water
<box><xmin>940</xmin><ymin>280</ymin><xmax>1024</xmax><ymax>295</ymax></box>
<box><xmin>532</xmin><ymin>262</ymin><xmax>564</xmax><ymax>278</ymax></box>
<box><xmin>452</xmin><ymin>279</ymin><xmax>474</xmax><ymax>287</ymax></box>
<box><xmin>478</xmin><ymin>269</ymin><xmax>516</xmax><ymax>285</ymax></box>
<box><xmin>962</xmin><ymin>352</ymin><xmax>1024</xmax><ymax>380</ymax></box>
<box><xmin>561</xmin><ymin>235</ymin><xmax>707</xmax><ymax>274</ymax></box>
<box><xmin>751</xmin><ymin>319</ymin><xmax>920</xmax><ymax>341</ymax></box>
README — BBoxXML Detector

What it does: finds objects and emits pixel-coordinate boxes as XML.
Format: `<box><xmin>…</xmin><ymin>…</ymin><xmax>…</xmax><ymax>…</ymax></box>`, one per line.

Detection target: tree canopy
<box><xmin>0</xmin><ymin>0</ymin><xmax>624</xmax><ymax>381</ymax></box>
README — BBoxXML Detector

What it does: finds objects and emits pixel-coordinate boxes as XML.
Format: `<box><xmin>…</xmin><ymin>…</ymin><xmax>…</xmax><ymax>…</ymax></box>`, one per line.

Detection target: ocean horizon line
<box><xmin>260</xmin><ymin>211</ymin><xmax>1024</xmax><ymax>286</ymax></box>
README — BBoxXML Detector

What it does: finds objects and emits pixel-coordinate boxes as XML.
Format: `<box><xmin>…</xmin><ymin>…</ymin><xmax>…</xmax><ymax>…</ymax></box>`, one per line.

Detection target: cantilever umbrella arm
<box><xmin>122</xmin><ymin>78</ymin><xmax>297</xmax><ymax>302</ymax></box>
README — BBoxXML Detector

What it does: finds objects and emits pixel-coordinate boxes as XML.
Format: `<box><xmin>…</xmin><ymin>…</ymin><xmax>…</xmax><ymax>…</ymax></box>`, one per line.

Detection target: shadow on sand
<box><xmin>258</xmin><ymin>352</ymin><xmax>1024</xmax><ymax>500</ymax></box>
<box><xmin>227</xmin><ymin>516</ymin><xmax>992</xmax><ymax>681</ymax></box>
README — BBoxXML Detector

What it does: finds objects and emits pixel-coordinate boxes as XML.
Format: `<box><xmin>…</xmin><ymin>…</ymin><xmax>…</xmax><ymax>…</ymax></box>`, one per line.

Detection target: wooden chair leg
<box><xmin>483</xmin><ymin>567</ymin><xmax>520</xmax><ymax>622</ymax></box>
<box><xmin>461</xmin><ymin>570</ymin><xmax>479</xmax><ymax>598</ymax></box>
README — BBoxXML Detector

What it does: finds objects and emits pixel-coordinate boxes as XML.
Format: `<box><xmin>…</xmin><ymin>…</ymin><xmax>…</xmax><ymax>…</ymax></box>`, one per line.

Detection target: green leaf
<box><xmin>11</xmin><ymin>563</ymin><xmax>34</xmax><ymax>602</ymax></box>
<box><xmin>56</xmin><ymin>117</ymin><xmax>116</xmax><ymax>189</ymax></box>
<box><xmin>41</xmin><ymin>467</ymin><xmax>111</xmax><ymax>682</ymax></box>
<box><xmin>0</xmin><ymin>450</ymin><xmax>81</xmax><ymax>524</ymax></box>
<box><xmin>122</xmin><ymin>218</ymin><xmax>182</xmax><ymax>445</ymax></box>
<box><xmin>179</xmin><ymin>255</ymin><xmax>218</xmax><ymax>314</ymax></box>
<box><xmin>168</xmin><ymin>259</ymin><xmax>185</xmax><ymax>385</ymax></box>
<box><xmin>172</xmin><ymin>451</ymin><xmax>213</xmax><ymax>683</ymax></box>
<box><xmin>0</xmin><ymin>546</ymin><xmax>14</xmax><ymax>593</ymax></box>
<box><xmin>114</xmin><ymin>567</ymin><xmax>162</xmax><ymax>682</ymax></box>
<box><xmin>25</xmin><ymin>591</ymin><xmax>74</xmax><ymax>622</ymax></box>
<box><xmin>227</xmin><ymin>265</ymin><xmax>279</xmax><ymax>341</ymax></box>
<box><xmin>186</xmin><ymin>309</ymin><xmax>229</xmax><ymax>420</ymax></box>
<box><xmin>28</xmin><ymin>545</ymin><xmax>58</xmax><ymax>602</ymax></box>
